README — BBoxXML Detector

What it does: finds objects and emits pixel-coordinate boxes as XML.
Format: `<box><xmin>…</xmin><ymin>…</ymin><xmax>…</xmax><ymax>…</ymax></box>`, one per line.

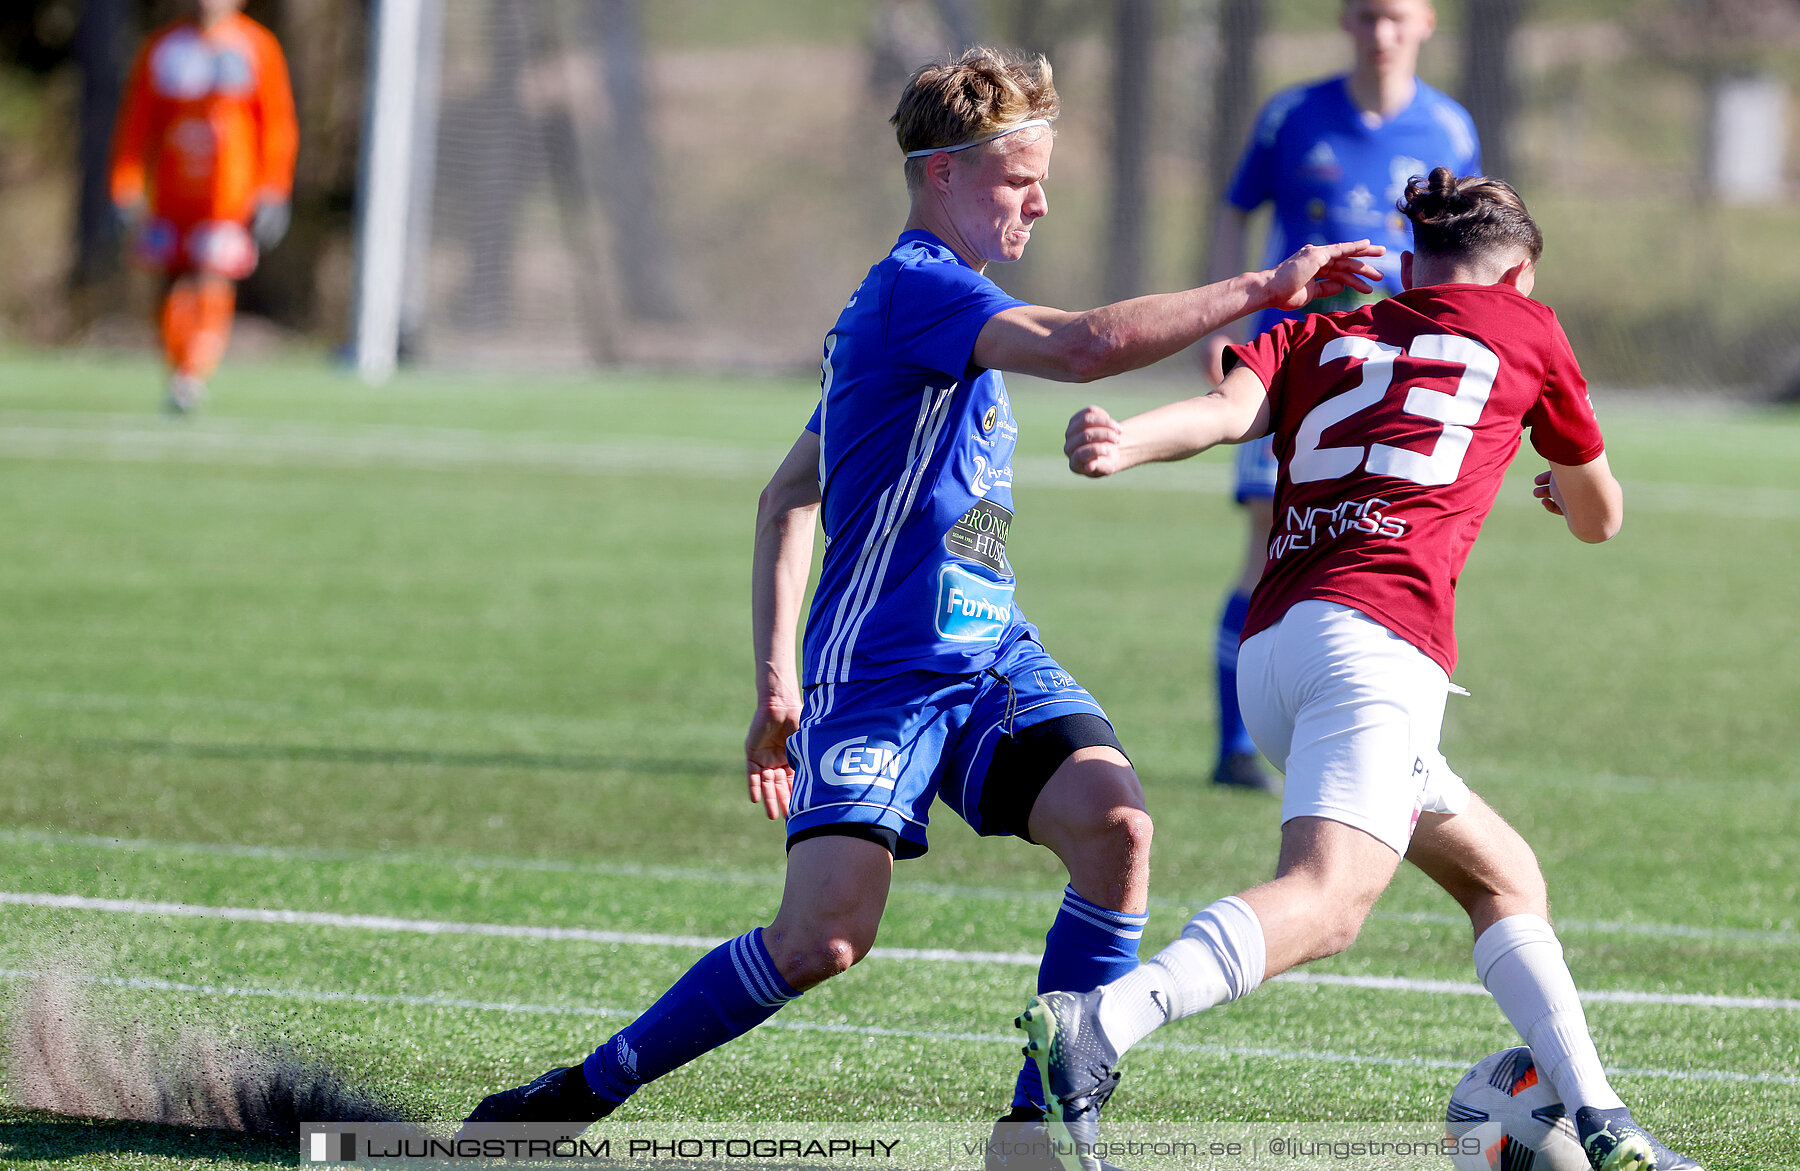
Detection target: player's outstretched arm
<box><xmin>747</xmin><ymin>430</ymin><xmax>822</xmax><ymax>820</ymax></box>
<box><xmin>972</xmin><ymin>240</ymin><xmax>1382</xmax><ymax>383</ymax></box>
<box><xmin>1066</xmin><ymin>365</ymin><xmax>1271</xmax><ymax>478</ymax></box>
<box><xmin>1533</xmin><ymin>453</ymin><xmax>1624</xmax><ymax>543</ymax></box>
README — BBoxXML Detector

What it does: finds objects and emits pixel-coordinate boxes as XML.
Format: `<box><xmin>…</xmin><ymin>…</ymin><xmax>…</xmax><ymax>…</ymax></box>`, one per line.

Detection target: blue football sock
<box><xmin>1010</xmin><ymin>885</ymin><xmax>1147</xmax><ymax>1113</ymax></box>
<box><xmin>583</xmin><ymin>929</ymin><xmax>799</xmax><ymax>1104</ymax></box>
<box><xmin>1215</xmin><ymin>589</ymin><xmax>1258</xmax><ymax>760</ymax></box>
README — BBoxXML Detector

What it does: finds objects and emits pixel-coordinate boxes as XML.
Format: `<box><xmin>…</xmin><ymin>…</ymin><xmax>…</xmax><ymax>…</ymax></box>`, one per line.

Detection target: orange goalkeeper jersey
<box><xmin>111</xmin><ymin>13</ymin><xmax>297</xmax><ymax>226</ymax></box>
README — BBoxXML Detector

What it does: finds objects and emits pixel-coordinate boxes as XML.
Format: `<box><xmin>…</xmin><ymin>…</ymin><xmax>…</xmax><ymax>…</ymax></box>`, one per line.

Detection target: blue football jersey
<box><xmin>801</xmin><ymin>231</ymin><xmax>1034</xmax><ymax>686</ymax></box>
<box><xmin>1228</xmin><ymin>76</ymin><xmax>1480</xmax><ymax>337</ymax></box>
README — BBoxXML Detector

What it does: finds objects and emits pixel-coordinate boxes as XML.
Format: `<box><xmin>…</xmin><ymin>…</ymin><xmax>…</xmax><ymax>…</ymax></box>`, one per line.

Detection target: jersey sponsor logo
<box><xmin>824</xmin><ymin>736</ymin><xmax>905</xmax><ymax>789</ymax></box>
<box><xmin>981</xmin><ymin>406</ymin><xmax>998</xmax><ymax>433</ymax></box>
<box><xmin>1274</xmin><ymin>500</ymin><xmax>1411</xmax><ymax>564</ymax></box>
<box><xmin>170</xmin><ymin>116</ymin><xmax>218</xmax><ymax>165</ymax></box>
<box><xmin>1274</xmin><ymin>496</ymin><xmax>1411</xmax><ymax>550</ymax></box>
<box><xmin>1303</xmin><ymin>140</ymin><xmax>1340</xmax><ymax>180</ymax></box>
<box><xmin>1270</xmin><ymin>496</ymin><xmax>1408</xmax><ymax>561</ymax></box>
<box><xmin>1337</xmin><ymin>183</ymin><xmax>1382</xmax><ymax>227</ymax></box>
<box><xmin>944</xmin><ymin>498</ymin><xmax>1012</xmax><ymax>574</ymax></box>
<box><xmin>213</xmin><ymin>47</ymin><xmax>255</xmax><ymax>94</ymax></box>
<box><xmin>935</xmin><ymin>564</ymin><xmax>1014</xmax><ymax>643</ymax></box>
<box><xmin>150</xmin><ymin>31</ymin><xmax>254</xmax><ymax>99</ymax></box>
<box><xmin>1387</xmin><ymin>155</ymin><xmax>1427</xmax><ymax>201</ymax></box>
<box><xmin>967</xmin><ymin>453</ymin><xmax>1013</xmax><ymax>497</ymax></box>
<box><xmin>151</xmin><ymin>31</ymin><xmax>215</xmax><ymax>99</ymax></box>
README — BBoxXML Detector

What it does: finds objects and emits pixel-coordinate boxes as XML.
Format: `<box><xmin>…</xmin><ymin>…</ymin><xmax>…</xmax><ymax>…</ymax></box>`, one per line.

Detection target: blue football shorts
<box><xmin>785</xmin><ymin>635</ymin><xmax>1114</xmax><ymax>859</ymax></box>
<box><xmin>1233</xmin><ymin>434</ymin><xmax>1279</xmax><ymax>503</ymax></box>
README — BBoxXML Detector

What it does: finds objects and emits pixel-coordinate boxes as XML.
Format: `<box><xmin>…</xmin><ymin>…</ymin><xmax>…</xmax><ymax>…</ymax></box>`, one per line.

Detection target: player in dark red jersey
<box><xmin>1018</xmin><ymin>170</ymin><xmax>1700</xmax><ymax>1171</ymax></box>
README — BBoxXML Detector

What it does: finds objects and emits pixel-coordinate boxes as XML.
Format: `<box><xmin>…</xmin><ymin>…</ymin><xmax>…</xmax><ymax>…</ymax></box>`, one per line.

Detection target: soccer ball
<box><xmin>1445</xmin><ymin>1047</ymin><xmax>1587</xmax><ymax>1171</ymax></box>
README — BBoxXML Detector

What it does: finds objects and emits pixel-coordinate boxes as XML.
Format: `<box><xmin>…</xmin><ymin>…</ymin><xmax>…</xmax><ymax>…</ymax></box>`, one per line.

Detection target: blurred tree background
<box><xmin>1</xmin><ymin>0</ymin><xmax>1797</xmax><ymax>392</ymax></box>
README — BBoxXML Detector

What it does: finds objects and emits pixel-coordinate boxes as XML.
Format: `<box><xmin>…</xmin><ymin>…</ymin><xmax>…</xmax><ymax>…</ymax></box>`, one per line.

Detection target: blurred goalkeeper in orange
<box><xmin>111</xmin><ymin>0</ymin><xmax>296</xmax><ymax>413</ymax></box>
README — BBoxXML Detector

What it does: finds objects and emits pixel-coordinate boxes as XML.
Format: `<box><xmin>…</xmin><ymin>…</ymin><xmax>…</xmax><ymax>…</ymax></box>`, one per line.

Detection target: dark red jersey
<box><xmin>1227</xmin><ymin>283</ymin><xmax>1605</xmax><ymax>674</ymax></box>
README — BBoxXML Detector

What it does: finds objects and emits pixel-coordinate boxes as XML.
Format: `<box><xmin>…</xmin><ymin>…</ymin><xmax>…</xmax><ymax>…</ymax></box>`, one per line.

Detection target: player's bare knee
<box><xmin>1487</xmin><ymin>858</ymin><xmax>1548</xmax><ymax>922</ymax></box>
<box><xmin>809</xmin><ymin>934</ymin><xmax>867</xmax><ymax>979</ymax></box>
<box><xmin>765</xmin><ymin>927</ymin><xmax>869</xmax><ymax>990</ymax></box>
<box><xmin>1034</xmin><ymin>754</ymin><xmax>1147</xmax><ymax>847</ymax></box>
<box><xmin>1110</xmin><ymin>803</ymin><xmax>1153</xmax><ymax>871</ymax></box>
<box><xmin>1318</xmin><ymin>894</ymin><xmax>1377</xmax><ymax>958</ymax></box>
<box><xmin>1303</xmin><ymin>870</ymin><xmax>1385</xmax><ymax>957</ymax></box>
<box><xmin>1060</xmin><ymin>798</ymin><xmax>1151</xmax><ymax>876</ymax></box>
<box><xmin>1311</xmin><ymin>923</ymin><xmax>1360</xmax><ymax>960</ymax></box>
<box><xmin>1476</xmin><ymin>818</ymin><xmax>1549</xmax><ymax>919</ymax></box>
<box><xmin>1075</xmin><ymin>793</ymin><xmax>1150</xmax><ymax>852</ymax></box>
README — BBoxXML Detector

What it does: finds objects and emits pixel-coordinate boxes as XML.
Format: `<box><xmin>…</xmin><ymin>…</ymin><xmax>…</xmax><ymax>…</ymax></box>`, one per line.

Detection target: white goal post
<box><xmin>350</xmin><ymin>0</ymin><xmax>441</xmax><ymax>384</ymax></box>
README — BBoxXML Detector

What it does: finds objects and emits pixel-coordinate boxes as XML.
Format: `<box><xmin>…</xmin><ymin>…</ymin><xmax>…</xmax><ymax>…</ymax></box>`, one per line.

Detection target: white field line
<box><xmin>0</xmin><ymin>966</ymin><xmax>1792</xmax><ymax>1089</ymax></box>
<box><xmin>0</xmin><ymin>686</ymin><xmax>705</xmax><ymax>743</ymax></box>
<box><xmin>1</xmin><ymin>826</ymin><xmax>1794</xmax><ymax>949</ymax></box>
<box><xmin>1</xmin><ymin>414</ymin><xmax>1794</xmax><ymax>518</ymax></box>
<box><xmin>2</xmin><ymin>890</ymin><xmax>1795</xmax><ymax>1013</ymax></box>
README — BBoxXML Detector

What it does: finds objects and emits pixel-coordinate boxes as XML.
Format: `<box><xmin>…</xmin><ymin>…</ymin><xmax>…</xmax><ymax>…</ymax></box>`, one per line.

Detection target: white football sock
<box><xmin>1095</xmin><ymin>896</ymin><xmax>1266</xmax><ymax>1054</ymax></box>
<box><xmin>1474</xmin><ymin>914</ymin><xmax>1624</xmax><ymax>1113</ymax></box>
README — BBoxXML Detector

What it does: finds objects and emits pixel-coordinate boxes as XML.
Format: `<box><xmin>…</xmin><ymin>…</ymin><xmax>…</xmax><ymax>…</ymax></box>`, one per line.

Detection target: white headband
<box><xmin>903</xmin><ymin>118</ymin><xmax>1052</xmax><ymax>159</ymax></box>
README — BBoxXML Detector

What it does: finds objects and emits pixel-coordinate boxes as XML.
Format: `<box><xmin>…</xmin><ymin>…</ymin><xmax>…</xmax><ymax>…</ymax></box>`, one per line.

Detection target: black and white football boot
<box><xmin>1016</xmin><ymin>990</ymin><xmax>1123</xmax><ymax>1171</ymax></box>
<box><xmin>1575</xmin><ymin>1105</ymin><xmax>1704</xmax><ymax>1171</ymax></box>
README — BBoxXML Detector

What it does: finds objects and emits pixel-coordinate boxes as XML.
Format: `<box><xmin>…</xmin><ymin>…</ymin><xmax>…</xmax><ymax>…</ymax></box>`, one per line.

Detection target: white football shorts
<box><xmin>1236</xmin><ymin>599</ymin><xmax>1470</xmax><ymax>854</ymax></box>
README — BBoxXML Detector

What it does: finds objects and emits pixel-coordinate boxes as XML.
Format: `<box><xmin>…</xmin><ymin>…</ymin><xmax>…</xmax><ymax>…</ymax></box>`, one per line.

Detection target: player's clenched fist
<box><xmin>1065</xmin><ymin>405</ymin><xmax>1124</xmax><ymax>478</ymax></box>
<box><xmin>1532</xmin><ymin>468</ymin><xmax>1565</xmax><ymax>516</ymax></box>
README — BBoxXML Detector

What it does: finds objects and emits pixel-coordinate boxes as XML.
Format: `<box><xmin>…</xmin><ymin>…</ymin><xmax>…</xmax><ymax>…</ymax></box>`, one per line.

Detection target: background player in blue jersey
<box><xmin>462</xmin><ymin>47</ymin><xmax>1380</xmax><ymax>1146</ymax></box>
<box><xmin>1197</xmin><ymin>0</ymin><xmax>1479</xmax><ymax>793</ymax></box>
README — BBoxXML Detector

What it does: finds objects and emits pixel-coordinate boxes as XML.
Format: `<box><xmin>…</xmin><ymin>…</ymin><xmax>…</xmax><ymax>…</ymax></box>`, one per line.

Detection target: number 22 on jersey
<box><xmin>1289</xmin><ymin>333</ymin><xmax>1500</xmax><ymax>488</ymax></box>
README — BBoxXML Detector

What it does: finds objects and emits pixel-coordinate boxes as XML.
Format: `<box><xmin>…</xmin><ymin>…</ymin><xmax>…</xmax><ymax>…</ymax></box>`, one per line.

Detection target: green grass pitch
<box><xmin>0</xmin><ymin>351</ymin><xmax>1794</xmax><ymax>1169</ymax></box>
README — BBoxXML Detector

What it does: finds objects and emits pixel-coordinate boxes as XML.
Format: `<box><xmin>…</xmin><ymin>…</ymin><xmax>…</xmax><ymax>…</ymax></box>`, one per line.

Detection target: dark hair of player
<box><xmin>891</xmin><ymin>47</ymin><xmax>1060</xmax><ymax>190</ymax></box>
<box><xmin>1398</xmin><ymin>167</ymin><xmax>1543</xmax><ymax>264</ymax></box>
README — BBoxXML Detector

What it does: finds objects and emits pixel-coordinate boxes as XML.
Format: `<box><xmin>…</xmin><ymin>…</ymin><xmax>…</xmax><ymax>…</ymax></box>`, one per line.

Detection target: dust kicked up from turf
<box><xmin>6</xmin><ymin>970</ymin><xmax>410</xmax><ymax>1137</ymax></box>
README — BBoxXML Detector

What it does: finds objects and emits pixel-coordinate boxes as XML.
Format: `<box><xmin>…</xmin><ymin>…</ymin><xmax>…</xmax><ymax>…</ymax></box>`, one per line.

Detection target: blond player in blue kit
<box><xmin>460</xmin><ymin>48</ymin><xmax>1380</xmax><ymax>1150</ymax></box>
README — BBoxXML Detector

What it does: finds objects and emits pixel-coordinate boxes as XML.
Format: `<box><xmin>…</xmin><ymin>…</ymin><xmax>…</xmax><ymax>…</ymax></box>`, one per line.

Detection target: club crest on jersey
<box><xmin>825</xmin><ymin>736</ymin><xmax>905</xmax><ymax>789</ymax></box>
<box><xmin>971</xmin><ymin>394</ymin><xmax>1019</xmax><ymax>450</ymax></box>
<box><xmin>935</xmin><ymin>564</ymin><xmax>1013</xmax><ymax>643</ymax></box>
